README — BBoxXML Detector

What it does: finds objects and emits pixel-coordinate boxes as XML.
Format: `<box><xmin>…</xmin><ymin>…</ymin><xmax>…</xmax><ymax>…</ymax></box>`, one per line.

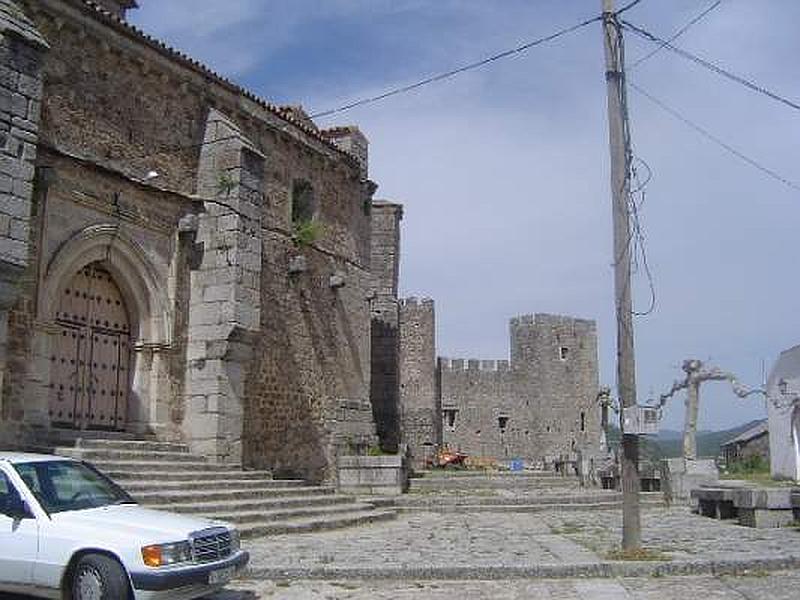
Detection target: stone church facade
<box><xmin>0</xmin><ymin>0</ymin><xmax>603</xmax><ymax>482</ymax></box>
<box><xmin>0</xmin><ymin>0</ymin><xmax>379</xmax><ymax>482</ymax></box>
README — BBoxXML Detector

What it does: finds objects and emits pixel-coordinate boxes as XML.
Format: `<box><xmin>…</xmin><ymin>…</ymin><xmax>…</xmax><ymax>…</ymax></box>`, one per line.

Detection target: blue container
<box><xmin>510</xmin><ymin>459</ymin><xmax>524</xmax><ymax>472</ymax></box>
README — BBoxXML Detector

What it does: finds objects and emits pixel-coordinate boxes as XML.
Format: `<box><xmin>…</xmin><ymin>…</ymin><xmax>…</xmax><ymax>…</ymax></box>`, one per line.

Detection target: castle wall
<box><xmin>1</xmin><ymin>0</ymin><xmax>377</xmax><ymax>481</ymax></box>
<box><xmin>440</xmin><ymin>314</ymin><xmax>601</xmax><ymax>466</ymax></box>
<box><xmin>399</xmin><ymin>297</ymin><xmax>439</xmax><ymax>468</ymax></box>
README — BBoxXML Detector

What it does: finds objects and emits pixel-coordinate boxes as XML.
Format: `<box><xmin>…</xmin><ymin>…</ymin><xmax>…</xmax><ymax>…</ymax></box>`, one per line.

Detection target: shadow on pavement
<box><xmin>2</xmin><ymin>589</ymin><xmax>258</xmax><ymax>600</ymax></box>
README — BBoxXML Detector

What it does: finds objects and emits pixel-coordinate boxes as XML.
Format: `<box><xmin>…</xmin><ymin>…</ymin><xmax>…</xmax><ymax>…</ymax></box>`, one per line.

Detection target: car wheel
<box><xmin>71</xmin><ymin>554</ymin><xmax>130</xmax><ymax>600</ymax></box>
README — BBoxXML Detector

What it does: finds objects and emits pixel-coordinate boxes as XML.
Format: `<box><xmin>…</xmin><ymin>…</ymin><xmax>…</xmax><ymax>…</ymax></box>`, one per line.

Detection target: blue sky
<box><xmin>132</xmin><ymin>1</ymin><xmax>800</xmax><ymax>431</ymax></box>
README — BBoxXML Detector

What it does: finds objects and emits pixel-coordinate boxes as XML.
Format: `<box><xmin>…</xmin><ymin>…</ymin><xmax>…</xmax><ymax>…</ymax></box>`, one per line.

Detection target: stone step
<box><xmin>237</xmin><ymin>508</ymin><xmax>397</xmax><ymax>538</ymax></box>
<box><xmin>121</xmin><ymin>478</ymin><xmax>303</xmax><ymax>494</ymax></box>
<box><xmin>408</xmin><ymin>478</ymin><xmax>581</xmax><ymax>491</ymax></box>
<box><xmin>82</xmin><ymin>459</ymin><xmax>244</xmax><ymax>473</ymax></box>
<box><xmin>413</xmin><ymin>470</ymin><xmax>566</xmax><ymax>479</ymax></box>
<box><xmin>55</xmin><ymin>448</ymin><xmax>204</xmax><ymax>463</ymax></box>
<box><xmin>140</xmin><ymin>493</ymin><xmax>354</xmax><ymax>515</ymax></box>
<box><xmin>397</xmin><ymin>499</ymin><xmax>665</xmax><ymax>513</ymax></box>
<box><xmin>133</xmin><ymin>486</ymin><xmax>336</xmax><ymax>506</ymax></box>
<box><xmin>400</xmin><ymin>492</ymin><xmax>627</xmax><ymax>506</ymax></box>
<box><xmin>172</xmin><ymin>500</ymin><xmax>374</xmax><ymax>524</ymax></box>
<box><xmin>41</xmin><ymin>429</ymin><xmax>152</xmax><ymax>444</ymax></box>
<box><xmin>75</xmin><ymin>439</ymin><xmax>191</xmax><ymax>453</ymax></box>
<box><xmin>104</xmin><ymin>469</ymin><xmax>274</xmax><ymax>482</ymax></box>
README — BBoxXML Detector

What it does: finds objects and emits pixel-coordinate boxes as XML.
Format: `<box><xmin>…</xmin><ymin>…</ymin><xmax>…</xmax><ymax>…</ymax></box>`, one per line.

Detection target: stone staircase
<box><xmin>401</xmin><ymin>469</ymin><xmax>665</xmax><ymax>512</ymax></box>
<box><xmin>50</xmin><ymin>438</ymin><xmax>396</xmax><ymax>538</ymax></box>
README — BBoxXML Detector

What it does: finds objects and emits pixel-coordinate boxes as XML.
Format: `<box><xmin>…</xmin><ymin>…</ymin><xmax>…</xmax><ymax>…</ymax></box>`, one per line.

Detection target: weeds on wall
<box><xmin>292</xmin><ymin>219</ymin><xmax>323</xmax><ymax>247</ymax></box>
<box><xmin>217</xmin><ymin>171</ymin><xmax>236</xmax><ymax>196</ymax></box>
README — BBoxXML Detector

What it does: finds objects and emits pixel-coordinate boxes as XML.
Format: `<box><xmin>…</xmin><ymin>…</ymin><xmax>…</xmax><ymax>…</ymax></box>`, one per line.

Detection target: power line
<box><xmin>616</xmin><ymin>0</ymin><xmax>647</xmax><ymax>16</ymax></box>
<box><xmin>630</xmin><ymin>0</ymin><xmax>722</xmax><ymax>69</ymax></box>
<box><xmin>310</xmin><ymin>15</ymin><xmax>602</xmax><ymax>119</ymax></box>
<box><xmin>622</xmin><ymin>19</ymin><xmax>800</xmax><ymax>113</ymax></box>
<box><xmin>629</xmin><ymin>81</ymin><xmax>800</xmax><ymax>193</ymax></box>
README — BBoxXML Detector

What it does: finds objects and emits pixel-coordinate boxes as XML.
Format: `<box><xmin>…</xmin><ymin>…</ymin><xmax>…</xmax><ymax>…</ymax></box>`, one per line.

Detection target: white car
<box><xmin>0</xmin><ymin>452</ymin><xmax>250</xmax><ymax>600</ymax></box>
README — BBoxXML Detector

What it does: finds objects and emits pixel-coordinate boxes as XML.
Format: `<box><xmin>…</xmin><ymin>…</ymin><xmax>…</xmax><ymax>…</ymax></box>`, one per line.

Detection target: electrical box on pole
<box><xmin>622</xmin><ymin>406</ymin><xmax>661</xmax><ymax>436</ymax></box>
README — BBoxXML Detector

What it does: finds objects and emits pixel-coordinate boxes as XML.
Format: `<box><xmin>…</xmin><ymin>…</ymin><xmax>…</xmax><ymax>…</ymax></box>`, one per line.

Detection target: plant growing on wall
<box><xmin>217</xmin><ymin>171</ymin><xmax>236</xmax><ymax>196</ymax></box>
<box><xmin>292</xmin><ymin>219</ymin><xmax>323</xmax><ymax>247</ymax></box>
<box><xmin>290</xmin><ymin>179</ymin><xmax>322</xmax><ymax>247</ymax></box>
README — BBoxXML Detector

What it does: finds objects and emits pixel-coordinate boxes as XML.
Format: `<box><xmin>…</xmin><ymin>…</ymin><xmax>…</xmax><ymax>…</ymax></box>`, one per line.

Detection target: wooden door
<box><xmin>49</xmin><ymin>264</ymin><xmax>132</xmax><ymax>431</ymax></box>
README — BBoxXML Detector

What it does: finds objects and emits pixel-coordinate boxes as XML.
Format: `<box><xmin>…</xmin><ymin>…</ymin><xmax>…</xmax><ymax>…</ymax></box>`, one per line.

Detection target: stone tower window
<box><xmin>580</xmin><ymin>411</ymin><xmax>586</xmax><ymax>432</ymax></box>
<box><xmin>291</xmin><ymin>179</ymin><xmax>316</xmax><ymax>225</ymax></box>
<box><xmin>498</xmin><ymin>415</ymin><xmax>509</xmax><ymax>433</ymax></box>
<box><xmin>559</xmin><ymin>346</ymin><xmax>569</xmax><ymax>361</ymax></box>
<box><xmin>443</xmin><ymin>408</ymin><xmax>458</xmax><ymax>430</ymax></box>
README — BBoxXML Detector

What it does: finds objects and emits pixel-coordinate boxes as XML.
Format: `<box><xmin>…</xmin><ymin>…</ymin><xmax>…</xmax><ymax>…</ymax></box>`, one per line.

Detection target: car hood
<box><xmin>51</xmin><ymin>504</ymin><xmax>228</xmax><ymax>545</ymax></box>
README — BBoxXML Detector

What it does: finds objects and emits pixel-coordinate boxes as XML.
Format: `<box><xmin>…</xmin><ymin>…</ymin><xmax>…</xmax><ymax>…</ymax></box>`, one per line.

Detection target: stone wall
<box><xmin>0</xmin><ymin>0</ymin><xmax>47</xmax><ymax>430</ymax></box>
<box><xmin>369</xmin><ymin>201</ymin><xmax>402</xmax><ymax>452</ymax></box>
<box><xmin>440</xmin><ymin>314</ymin><xmax>602</xmax><ymax>466</ymax></box>
<box><xmin>399</xmin><ymin>297</ymin><xmax>439</xmax><ymax>468</ymax></box>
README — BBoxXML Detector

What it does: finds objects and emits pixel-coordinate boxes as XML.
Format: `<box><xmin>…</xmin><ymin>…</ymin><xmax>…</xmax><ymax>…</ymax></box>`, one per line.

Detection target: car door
<box><xmin>0</xmin><ymin>467</ymin><xmax>39</xmax><ymax>593</ymax></box>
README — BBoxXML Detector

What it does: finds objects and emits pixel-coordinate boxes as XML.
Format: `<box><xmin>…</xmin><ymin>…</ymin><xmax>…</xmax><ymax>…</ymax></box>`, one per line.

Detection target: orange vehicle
<box><xmin>430</xmin><ymin>448</ymin><xmax>468</xmax><ymax>469</ymax></box>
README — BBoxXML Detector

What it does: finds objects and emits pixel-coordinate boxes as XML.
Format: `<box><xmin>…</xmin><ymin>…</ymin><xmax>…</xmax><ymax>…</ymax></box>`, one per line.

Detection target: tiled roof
<box><xmin>73</xmin><ymin>0</ymin><xmax>356</xmax><ymax>164</ymax></box>
<box><xmin>0</xmin><ymin>0</ymin><xmax>49</xmax><ymax>48</ymax></box>
<box><xmin>722</xmin><ymin>420</ymin><xmax>768</xmax><ymax>447</ymax></box>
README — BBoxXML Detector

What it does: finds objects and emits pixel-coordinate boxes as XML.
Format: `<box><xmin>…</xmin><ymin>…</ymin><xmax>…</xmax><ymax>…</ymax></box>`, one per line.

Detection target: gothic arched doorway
<box><xmin>48</xmin><ymin>262</ymin><xmax>133</xmax><ymax>431</ymax></box>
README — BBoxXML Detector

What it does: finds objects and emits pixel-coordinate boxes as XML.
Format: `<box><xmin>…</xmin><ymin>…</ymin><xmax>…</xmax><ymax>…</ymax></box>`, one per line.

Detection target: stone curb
<box><xmin>245</xmin><ymin>555</ymin><xmax>800</xmax><ymax>581</ymax></box>
<box><xmin>394</xmin><ymin>502</ymin><xmax>666</xmax><ymax>513</ymax></box>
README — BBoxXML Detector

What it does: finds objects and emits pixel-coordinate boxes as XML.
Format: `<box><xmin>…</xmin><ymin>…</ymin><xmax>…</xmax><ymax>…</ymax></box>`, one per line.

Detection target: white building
<box><xmin>766</xmin><ymin>345</ymin><xmax>800</xmax><ymax>481</ymax></box>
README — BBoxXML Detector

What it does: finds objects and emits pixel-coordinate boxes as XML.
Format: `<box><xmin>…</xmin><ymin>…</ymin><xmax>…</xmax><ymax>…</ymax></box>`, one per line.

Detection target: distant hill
<box><xmin>605</xmin><ymin>419</ymin><xmax>764</xmax><ymax>461</ymax></box>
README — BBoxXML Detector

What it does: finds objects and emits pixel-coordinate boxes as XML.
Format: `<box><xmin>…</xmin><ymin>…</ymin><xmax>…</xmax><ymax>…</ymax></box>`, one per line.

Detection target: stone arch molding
<box><xmin>40</xmin><ymin>224</ymin><xmax>171</xmax><ymax>346</ymax></box>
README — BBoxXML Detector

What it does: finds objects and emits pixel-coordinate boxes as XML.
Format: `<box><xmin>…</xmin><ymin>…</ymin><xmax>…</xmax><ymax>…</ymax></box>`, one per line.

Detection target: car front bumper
<box><xmin>130</xmin><ymin>550</ymin><xmax>249</xmax><ymax>592</ymax></box>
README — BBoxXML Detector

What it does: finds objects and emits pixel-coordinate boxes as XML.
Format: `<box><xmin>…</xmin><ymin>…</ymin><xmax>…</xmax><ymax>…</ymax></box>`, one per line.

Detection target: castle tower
<box><xmin>369</xmin><ymin>201</ymin><xmax>403</xmax><ymax>451</ymax></box>
<box><xmin>399</xmin><ymin>297</ymin><xmax>439</xmax><ymax>468</ymax></box>
<box><xmin>510</xmin><ymin>314</ymin><xmax>601</xmax><ymax>462</ymax></box>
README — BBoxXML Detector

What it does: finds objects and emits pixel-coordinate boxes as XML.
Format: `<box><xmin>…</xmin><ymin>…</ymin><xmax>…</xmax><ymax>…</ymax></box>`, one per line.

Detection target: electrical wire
<box><xmin>622</xmin><ymin>19</ymin><xmax>800</xmax><ymax>113</ymax></box>
<box><xmin>629</xmin><ymin>81</ymin><xmax>800</xmax><ymax>193</ymax></box>
<box><xmin>630</xmin><ymin>0</ymin><xmax>722</xmax><ymax>69</ymax></box>
<box><xmin>604</xmin><ymin>12</ymin><xmax>657</xmax><ymax>318</ymax></box>
<box><xmin>310</xmin><ymin>15</ymin><xmax>602</xmax><ymax>119</ymax></box>
<box><xmin>616</xmin><ymin>0</ymin><xmax>647</xmax><ymax>16</ymax></box>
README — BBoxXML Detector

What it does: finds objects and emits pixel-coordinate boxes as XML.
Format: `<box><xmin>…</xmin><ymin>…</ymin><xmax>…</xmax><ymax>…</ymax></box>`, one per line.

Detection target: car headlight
<box><xmin>229</xmin><ymin>528</ymin><xmax>241</xmax><ymax>552</ymax></box>
<box><xmin>142</xmin><ymin>541</ymin><xmax>192</xmax><ymax>568</ymax></box>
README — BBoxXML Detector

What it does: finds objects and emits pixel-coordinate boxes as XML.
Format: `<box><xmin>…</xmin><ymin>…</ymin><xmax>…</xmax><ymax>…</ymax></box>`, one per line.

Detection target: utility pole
<box><xmin>602</xmin><ymin>0</ymin><xmax>641</xmax><ymax>550</ymax></box>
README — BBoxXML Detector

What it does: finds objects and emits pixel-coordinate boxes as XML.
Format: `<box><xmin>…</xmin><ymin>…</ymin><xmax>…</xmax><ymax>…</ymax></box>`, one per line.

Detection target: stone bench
<box><xmin>734</xmin><ymin>488</ymin><xmax>797</xmax><ymax>528</ymax></box>
<box><xmin>692</xmin><ymin>486</ymin><xmax>738</xmax><ymax>520</ymax></box>
<box><xmin>691</xmin><ymin>484</ymin><xmax>799</xmax><ymax>528</ymax></box>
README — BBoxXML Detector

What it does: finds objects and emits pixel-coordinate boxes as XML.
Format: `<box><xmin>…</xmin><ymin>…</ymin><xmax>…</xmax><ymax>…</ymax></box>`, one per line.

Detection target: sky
<box><xmin>131</xmin><ymin>0</ymin><xmax>800</xmax><ymax>432</ymax></box>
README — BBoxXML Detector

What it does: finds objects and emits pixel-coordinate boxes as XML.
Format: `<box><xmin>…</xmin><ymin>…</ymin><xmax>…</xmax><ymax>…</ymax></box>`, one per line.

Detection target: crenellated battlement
<box><xmin>510</xmin><ymin>313</ymin><xmax>596</xmax><ymax>332</ymax></box>
<box><xmin>439</xmin><ymin>358</ymin><xmax>510</xmax><ymax>372</ymax></box>
<box><xmin>399</xmin><ymin>296</ymin><xmax>435</xmax><ymax>310</ymax></box>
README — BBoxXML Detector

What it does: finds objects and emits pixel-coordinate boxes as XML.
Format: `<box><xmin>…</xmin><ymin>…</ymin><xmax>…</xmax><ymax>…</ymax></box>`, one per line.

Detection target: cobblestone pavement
<box><xmin>209</xmin><ymin>573</ymin><xmax>800</xmax><ymax>599</ymax></box>
<box><xmin>241</xmin><ymin>507</ymin><xmax>800</xmax><ymax>570</ymax></box>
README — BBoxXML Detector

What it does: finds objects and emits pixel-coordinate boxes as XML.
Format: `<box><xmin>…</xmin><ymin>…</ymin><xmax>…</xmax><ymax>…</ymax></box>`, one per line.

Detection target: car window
<box><xmin>14</xmin><ymin>461</ymin><xmax>133</xmax><ymax>514</ymax></box>
<box><xmin>0</xmin><ymin>471</ymin><xmax>20</xmax><ymax>516</ymax></box>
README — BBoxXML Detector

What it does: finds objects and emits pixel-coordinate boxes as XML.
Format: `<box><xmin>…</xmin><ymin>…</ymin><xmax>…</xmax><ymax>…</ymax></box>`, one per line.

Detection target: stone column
<box><xmin>182</xmin><ymin>109</ymin><xmax>263</xmax><ymax>464</ymax></box>
<box><xmin>0</xmin><ymin>2</ymin><xmax>47</xmax><ymax>425</ymax></box>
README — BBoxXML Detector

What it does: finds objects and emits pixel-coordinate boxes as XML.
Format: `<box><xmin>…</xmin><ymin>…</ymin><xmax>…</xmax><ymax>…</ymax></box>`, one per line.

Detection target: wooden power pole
<box><xmin>602</xmin><ymin>0</ymin><xmax>641</xmax><ymax>550</ymax></box>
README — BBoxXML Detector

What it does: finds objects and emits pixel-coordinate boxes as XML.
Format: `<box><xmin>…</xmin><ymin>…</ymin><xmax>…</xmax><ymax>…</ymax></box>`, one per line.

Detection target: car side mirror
<box><xmin>6</xmin><ymin>492</ymin><xmax>33</xmax><ymax>520</ymax></box>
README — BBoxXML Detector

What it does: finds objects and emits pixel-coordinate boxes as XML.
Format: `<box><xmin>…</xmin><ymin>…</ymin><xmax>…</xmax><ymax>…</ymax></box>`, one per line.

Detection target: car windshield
<box><xmin>13</xmin><ymin>460</ymin><xmax>135</xmax><ymax>514</ymax></box>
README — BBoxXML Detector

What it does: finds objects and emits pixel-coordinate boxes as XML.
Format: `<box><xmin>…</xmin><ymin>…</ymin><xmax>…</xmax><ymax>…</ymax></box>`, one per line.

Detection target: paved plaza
<box><xmin>213</xmin><ymin>573</ymin><xmax>800</xmax><ymax>599</ymax></box>
<box><xmin>240</xmin><ymin>507</ymin><xmax>799</xmax><ymax>576</ymax></box>
<box><xmin>204</xmin><ymin>506</ymin><xmax>800</xmax><ymax>598</ymax></box>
